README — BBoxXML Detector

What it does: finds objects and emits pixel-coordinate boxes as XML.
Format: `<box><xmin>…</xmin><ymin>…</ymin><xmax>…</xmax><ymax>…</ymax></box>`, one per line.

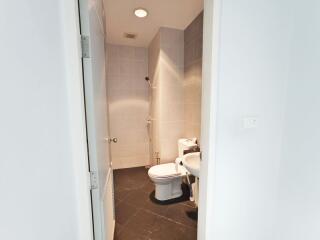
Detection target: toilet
<box><xmin>148</xmin><ymin>138</ymin><xmax>197</xmax><ymax>201</ymax></box>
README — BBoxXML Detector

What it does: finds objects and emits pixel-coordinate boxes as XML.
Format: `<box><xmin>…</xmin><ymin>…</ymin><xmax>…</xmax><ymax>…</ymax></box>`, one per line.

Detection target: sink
<box><xmin>182</xmin><ymin>152</ymin><xmax>200</xmax><ymax>177</ymax></box>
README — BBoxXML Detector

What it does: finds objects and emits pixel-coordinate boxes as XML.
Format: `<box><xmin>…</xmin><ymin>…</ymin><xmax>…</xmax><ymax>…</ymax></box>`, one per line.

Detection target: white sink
<box><xmin>182</xmin><ymin>152</ymin><xmax>200</xmax><ymax>178</ymax></box>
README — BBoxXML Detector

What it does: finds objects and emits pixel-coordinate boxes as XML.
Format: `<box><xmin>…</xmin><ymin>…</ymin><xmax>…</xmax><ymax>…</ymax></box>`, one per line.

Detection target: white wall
<box><xmin>0</xmin><ymin>1</ymin><xmax>90</xmax><ymax>239</ymax></box>
<box><xmin>203</xmin><ymin>0</ymin><xmax>320</xmax><ymax>240</ymax></box>
<box><xmin>209</xmin><ymin>1</ymin><xmax>291</xmax><ymax>238</ymax></box>
<box><xmin>277</xmin><ymin>0</ymin><xmax>320</xmax><ymax>239</ymax></box>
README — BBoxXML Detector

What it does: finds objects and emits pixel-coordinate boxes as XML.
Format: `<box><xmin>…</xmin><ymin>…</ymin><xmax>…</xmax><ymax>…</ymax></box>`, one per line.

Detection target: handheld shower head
<box><xmin>145</xmin><ymin>76</ymin><xmax>152</xmax><ymax>87</ymax></box>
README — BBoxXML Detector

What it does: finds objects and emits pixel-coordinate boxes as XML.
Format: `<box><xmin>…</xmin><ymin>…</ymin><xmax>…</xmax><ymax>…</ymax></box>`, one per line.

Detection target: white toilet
<box><xmin>148</xmin><ymin>138</ymin><xmax>197</xmax><ymax>201</ymax></box>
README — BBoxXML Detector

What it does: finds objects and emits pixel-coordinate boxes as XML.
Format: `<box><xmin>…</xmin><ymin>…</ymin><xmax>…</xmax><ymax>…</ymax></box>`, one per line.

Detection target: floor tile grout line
<box><xmin>114</xmin><ymin>200</ymin><xmax>141</xmax><ymax>226</ymax></box>
<box><xmin>114</xmin><ymin>167</ymin><xmax>198</xmax><ymax>239</ymax></box>
<box><xmin>142</xmin><ymin>208</ymin><xmax>197</xmax><ymax>229</ymax></box>
<box><xmin>114</xmin><ymin>208</ymin><xmax>142</xmax><ymax>237</ymax></box>
<box><xmin>118</xmin><ymin>199</ymin><xmax>197</xmax><ymax>229</ymax></box>
<box><xmin>116</xmin><ymin>208</ymin><xmax>155</xmax><ymax>239</ymax></box>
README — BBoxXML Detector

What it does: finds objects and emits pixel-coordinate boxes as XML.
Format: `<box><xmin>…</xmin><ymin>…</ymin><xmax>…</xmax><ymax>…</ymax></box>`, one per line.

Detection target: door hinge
<box><xmin>81</xmin><ymin>35</ymin><xmax>90</xmax><ymax>58</ymax></box>
<box><xmin>89</xmin><ymin>171</ymin><xmax>98</xmax><ymax>190</ymax></box>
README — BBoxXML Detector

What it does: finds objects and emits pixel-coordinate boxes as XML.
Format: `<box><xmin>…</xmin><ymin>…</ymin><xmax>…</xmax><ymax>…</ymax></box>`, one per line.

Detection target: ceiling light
<box><xmin>134</xmin><ymin>8</ymin><xmax>148</xmax><ymax>18</ymax></box>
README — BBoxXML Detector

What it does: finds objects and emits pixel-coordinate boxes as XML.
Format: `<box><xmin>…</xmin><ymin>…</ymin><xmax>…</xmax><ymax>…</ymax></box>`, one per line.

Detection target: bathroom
<box><xmin>105</xmin><ymin>1</ymin><xmax>203</xmax><ymax>239</ymax></box>
<box><xmin>4</xmin><ymin>0</ymin><xmax>320</xmax><ymax>240</ymax></box>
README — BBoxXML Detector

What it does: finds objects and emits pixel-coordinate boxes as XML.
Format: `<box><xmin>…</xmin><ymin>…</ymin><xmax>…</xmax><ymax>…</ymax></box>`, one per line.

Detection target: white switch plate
<box><xmin>243</xmin><ymin>117</ymin><xmax>258</xmax><ymax>129</ymax></box>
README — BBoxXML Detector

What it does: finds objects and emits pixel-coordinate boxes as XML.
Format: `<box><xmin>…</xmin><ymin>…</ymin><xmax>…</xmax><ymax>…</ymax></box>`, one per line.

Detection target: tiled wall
<box><xmin>106</xmin><ymin>44</ymin><xmax>150</xmax><ymax>169</ymax></box>
<box><xmin>159</xmin><ymin>28</ymin><xmax>185</xmax><ymax>163</ymax></box>
<box><xmin>107</xmin><ymin>14</ymin><xmax>203</xmax><ymax>168</ymax></box>
<box><xmin>148</xmin><ymin>32</ymin><xmax>161</xmax><ymax>164</ymax></box>
<box><xmin>184</xmin><ymin>12</ymin><xmax>203</xmax><ymax>141</ymax></box>
<box><xmin>148</xmin><ymin>28</ymin><xmax>185</xmax><ymax>164</ymax></box>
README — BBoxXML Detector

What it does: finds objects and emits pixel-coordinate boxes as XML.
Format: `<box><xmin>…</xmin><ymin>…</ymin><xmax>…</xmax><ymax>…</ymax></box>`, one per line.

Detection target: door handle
<box><xmin>104</xmin><ymin>137</ymin><xmax>118</xmax><ymax>143</ymax></box>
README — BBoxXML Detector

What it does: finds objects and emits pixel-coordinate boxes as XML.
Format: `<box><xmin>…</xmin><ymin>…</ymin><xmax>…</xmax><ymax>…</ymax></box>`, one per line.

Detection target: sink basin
<box><xmin>182</xmin><ymin>152</ymin><xmax>200</xmax><ymax>177</ymax></box>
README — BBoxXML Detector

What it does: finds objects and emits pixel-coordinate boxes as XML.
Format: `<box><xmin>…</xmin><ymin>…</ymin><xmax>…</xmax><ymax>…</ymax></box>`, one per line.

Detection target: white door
<box><xmin>78</xmin><ymin>0</ymin><xmax>115</xmax><ymax>239</ymax></box>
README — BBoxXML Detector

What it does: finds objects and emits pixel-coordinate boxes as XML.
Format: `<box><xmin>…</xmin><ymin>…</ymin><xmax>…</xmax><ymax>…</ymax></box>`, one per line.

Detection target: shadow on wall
<box><xmin>148</xmin><ymin>27</ymin><xmax>185</xmax><ymax>164</ymax></box>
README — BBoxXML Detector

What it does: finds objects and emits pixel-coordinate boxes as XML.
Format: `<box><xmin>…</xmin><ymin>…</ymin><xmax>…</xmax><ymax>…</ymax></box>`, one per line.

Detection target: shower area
<box><xmin>148</xmin><ymin>28</ymin><xmax>185</xmax><ymax>166</ymax></box>
<box><xmin>106</xmin><ymin>45</ymin><xmax>150</xmax><ymax>169</ymax></box>
<box><xmin>106</xmin><ymin>13</ymin><xmax>203</xmax><ymax>169</ymax></box>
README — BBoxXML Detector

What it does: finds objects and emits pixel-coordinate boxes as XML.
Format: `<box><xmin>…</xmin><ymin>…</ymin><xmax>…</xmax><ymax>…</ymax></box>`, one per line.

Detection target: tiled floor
<box><xmin>113</xmin><ymin>167</ymin><xmax>198</xmax><ymax>240</ymax></box>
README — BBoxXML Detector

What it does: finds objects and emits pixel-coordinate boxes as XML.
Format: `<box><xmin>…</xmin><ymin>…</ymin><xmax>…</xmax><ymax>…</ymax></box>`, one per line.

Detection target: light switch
<box><xmin>243</xmin><ymin>117</ymin><xmax>258</xmax><ymax>129</ymax></box>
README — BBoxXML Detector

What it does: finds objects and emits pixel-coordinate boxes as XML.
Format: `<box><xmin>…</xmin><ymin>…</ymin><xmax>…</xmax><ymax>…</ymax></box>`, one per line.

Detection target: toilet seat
<box><xmin>148</xmin><ymin>163</ymin><xmax>181</xmax><ymax>179</ymax></box>
<box><xmin>148</xmin><ymin>158</ymin><xmax>188</xmax><ymax>180</ymax></box>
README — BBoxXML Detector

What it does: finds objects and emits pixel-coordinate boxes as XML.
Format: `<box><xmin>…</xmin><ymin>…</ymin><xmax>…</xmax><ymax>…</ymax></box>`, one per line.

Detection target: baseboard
<box><xmin>108</xmin><ymin>219</ymin><xmax>115</xmax><ymax>240</ymax></box>
<box><xmin>113</xmin><ymin>163</ymin><xmax>148</xmax><ymax>170</ymax></box>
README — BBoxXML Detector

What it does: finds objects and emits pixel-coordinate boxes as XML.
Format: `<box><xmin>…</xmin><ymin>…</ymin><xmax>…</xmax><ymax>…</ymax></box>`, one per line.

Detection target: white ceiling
<box><xmin>105</xmin><ymin>0</ymin><xmax>203</xmax><ymax>47</ymax></box>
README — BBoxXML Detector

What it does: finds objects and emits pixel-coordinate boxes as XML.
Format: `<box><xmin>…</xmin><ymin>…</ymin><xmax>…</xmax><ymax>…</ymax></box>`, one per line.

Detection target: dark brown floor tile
<box><xmin>126</xmin><ymin>167</ymin><xmax>149</xmax><ymax>180</ymax></box>
<box><xmin>165</xmin><ymin>203</ymin><xmax>198</xmax><ymax>228</ymax></box>
<box><xmin>126</xmin><ymin>189</ymin><xmax>169</xmax><ymax>216</ymax></box>
<box><xmin>113</xmin><ymin>167</ymin><xmax>198</xmax><ymax>240</ymax></box>
<box><xmin>181</xmin><ymin>200</ymin><xmax>197</xmax><ymax>208</ymax></box>
<box><xmin>124</xmin><ymin>209</ymin><xmax>159</xmax><ymax>237</ymax></box>
<box><xmin>114</xmin><ymin>167</ymin><xmax>151</xmax><ymax>191</ymax></box>
<box><xmin>114</xmin><ymin>187</ymin><xmax>135</xmax><ymax>203</ymax></box>
<box><xmin>140</xmin><ymin>179</ymin><xmax>154</xmax><ymax>193</ymax></box>
<box><xmin>114</xmin><ymin>175</ymin><xmax>138</xmax><ymax>190</ymax></box>
<box><xmin>149</xmin><ymin>217</ymin><xmax>197</xmax><ymax>240</ymax></box>
<box><xmin>115</xmin><ymin>201</ymin><xmax>139</xmax><ymax>225</ymax></box>
<box><xmin>115</xmin><ymin>226</ymin><xmax>149</xmax><ymax>240</ymax></box>
<box><xmin>114</xmin><ymin>224</ymin><xmax>124</xmax><ymax>239</ymax></box>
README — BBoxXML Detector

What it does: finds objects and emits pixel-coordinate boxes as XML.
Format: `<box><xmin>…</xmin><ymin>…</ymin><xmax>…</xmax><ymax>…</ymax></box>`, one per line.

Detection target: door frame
<box><xmin>62</xmin><ymin>0</ymin><xmax>220</xmax><ymax>239</ymax></box>
<box><xmin>61</xmin><ymin>0</ymin><xmax>94</xmax><ymax>240</ymax></box>
<box><xmin>198</xmin><ymin>0</ymin><xmax>222</xmax><ymax>239</ymax></box>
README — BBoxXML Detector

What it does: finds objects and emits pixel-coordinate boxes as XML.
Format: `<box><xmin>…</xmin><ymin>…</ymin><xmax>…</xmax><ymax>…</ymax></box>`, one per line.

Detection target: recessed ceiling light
<box><xmin>134</xmin><ymin>8</ymin><xmax>148</xmax><ymax>18</ymax></box>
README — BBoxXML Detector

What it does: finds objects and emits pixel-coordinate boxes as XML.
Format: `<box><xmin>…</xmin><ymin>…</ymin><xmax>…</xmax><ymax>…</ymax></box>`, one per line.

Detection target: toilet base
<box><xmin>154</xmin><ymin>177</ymin><xmax>183</xmax><ymax>201</ymax></box>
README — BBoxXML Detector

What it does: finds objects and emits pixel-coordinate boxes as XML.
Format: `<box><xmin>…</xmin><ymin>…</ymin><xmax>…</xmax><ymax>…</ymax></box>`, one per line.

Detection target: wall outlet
<box><xmin>243</xmin><ymin>117</ymin><xmax>258</xmax><ymax>129</ymax></box>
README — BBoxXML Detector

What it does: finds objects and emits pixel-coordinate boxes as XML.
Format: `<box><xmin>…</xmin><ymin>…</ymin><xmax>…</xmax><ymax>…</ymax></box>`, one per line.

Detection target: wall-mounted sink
<box><xmin>182</xmin><ymin>152</ymin><xmax>200</xmax><ymax>178</ymax></box>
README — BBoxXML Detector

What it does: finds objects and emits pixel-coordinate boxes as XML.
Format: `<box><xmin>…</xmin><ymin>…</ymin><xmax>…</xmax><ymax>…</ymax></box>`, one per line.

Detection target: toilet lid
<box><xmin>148</xmin><ymin>163</ymin><xmax>181</xmax><ymax>178</ymax></box>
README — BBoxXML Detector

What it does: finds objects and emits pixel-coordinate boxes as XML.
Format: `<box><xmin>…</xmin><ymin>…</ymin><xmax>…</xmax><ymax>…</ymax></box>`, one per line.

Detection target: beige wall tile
<box><xmin>113</xmin><ymin>13</ymin><xmax>204</xmax><ymax>167</ymax></box>
<box><xmin>107</xmin><ymin>44</ymin><xmax>150</xmax><ymax>169</ymax></box>
<box><xmin>148</xmin><ymin>21</ymin><xmax>203</xmax><ymax>164</ymax></box>
<box><xmin>157</xmin><ymin>28</ymin><xmax>185</xmax><ymax>163</ymax></box>
<box><xmin>184</xmin><ymin>12</ymin><xmax>203</xmax><ymax>142</ymax></box>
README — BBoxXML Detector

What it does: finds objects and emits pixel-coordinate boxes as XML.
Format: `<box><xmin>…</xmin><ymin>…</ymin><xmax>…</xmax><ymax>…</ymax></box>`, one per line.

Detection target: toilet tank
<box><xmin>178</xmin><ymin>138</ymin><xmax>197</xmax><ymax>157</ymax></box>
